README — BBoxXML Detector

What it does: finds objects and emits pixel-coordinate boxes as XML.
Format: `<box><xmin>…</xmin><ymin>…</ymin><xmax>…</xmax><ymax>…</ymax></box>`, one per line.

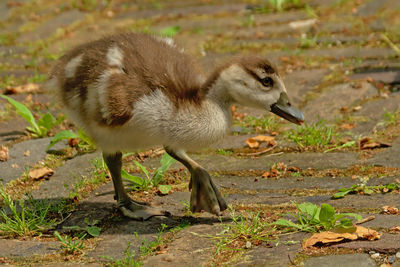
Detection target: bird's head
<box><xmin>218</xmin><ymin>56</ymin><xmax>304</xmax><ymax>125</ymax></box>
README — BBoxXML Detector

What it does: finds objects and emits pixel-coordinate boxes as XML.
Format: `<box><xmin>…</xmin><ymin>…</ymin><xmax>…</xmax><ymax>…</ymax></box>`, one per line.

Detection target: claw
<box><xmin>190</xmin><ymin>168</ymin><xmax>227</xmax><ymax>216</ymax></box>
<box><xmin>119</xmin><ymin>199</ymin><xmax>170</xmax><ymax>221</ymax></box>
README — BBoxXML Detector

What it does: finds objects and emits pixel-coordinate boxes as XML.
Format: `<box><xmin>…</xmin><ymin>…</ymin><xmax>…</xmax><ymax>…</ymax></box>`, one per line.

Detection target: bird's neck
<box><xmin>201</xmin><ymin>70</ymin><xmax>232</xmax><ymax>112</ymax></box>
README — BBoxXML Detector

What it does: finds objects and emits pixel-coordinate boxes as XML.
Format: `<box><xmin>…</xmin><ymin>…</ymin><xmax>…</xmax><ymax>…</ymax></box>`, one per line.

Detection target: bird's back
<box><xmin>50</xmin><ymin>33</ymin><xmax>203</xmax><ymax>128</ymax></box>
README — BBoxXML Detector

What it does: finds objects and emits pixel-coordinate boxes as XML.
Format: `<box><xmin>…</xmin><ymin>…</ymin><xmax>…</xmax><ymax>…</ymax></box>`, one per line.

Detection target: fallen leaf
<box><xmin>4</xmin><ymin>83</ymin><xmax>40</xmax><ymax>94</ymax></box>
<box><xmin>382</xmin><ymin>206</ymin><xmax>400</xmax><ymax>215</ymax></box>
<box><xmin>303</xmin><ymin>226</ymin><xmax>381</xmax><ymax>248</ymax></box>
<box><xmin>340</xmin><ymin>123</ymin><xmax>355</xmax><ymax>130</ymax></box>
<box><xmin>24</xmin><ymin>150</ymin><xmax>30</xmax><ymax>157</ymax></box>
<box><xmin>28</xmin><ymin>167</ymin><xmax>54</xmax><ymax>180</ymax></box>
<box><xmin>0</xmin><ymin>145</ymin><xmax>9</xmax><ymax>161</ymax></box>
<box><xmin>389</xmin><ymin>226</ymin><xmax>400</xmax><ymax>233</ymax></box>
<box><xmin>253</xmin><ymin>135</ymin><xmax>276</xmax><ymax>144</ymax></box>
<box><xmin>246</xmin><ymin>138</ymin><xmax>260</xmax><ymax>149</ymax></box>
<box><xmin>359</xmin><ymin>137</ymin><xmax>391</xmax><ymax>150</ymax></box>
<box><xmin>12</xmin><ymin>163</ymin><xmax>18</xmax><ymax>168</ymax></box>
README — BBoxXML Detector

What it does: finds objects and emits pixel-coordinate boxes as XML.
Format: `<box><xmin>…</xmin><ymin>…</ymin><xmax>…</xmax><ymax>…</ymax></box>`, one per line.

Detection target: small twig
<box><xmin>237</xmin><ymin>145</ymin><xmax>277</xmax><ymax>156</ymax></box>
<box><xmin>288</xmin><ymin>254</ymin><xmax>295</xmax><ymax>266</ymax></box>
<box><xmin>381</xmin><ymin>33</ymin><xmax>400</xmax><ymax>57</ymax></box>
<box><xmin>356</xmin><ymin>215</ymin><xmax>375</xmax><ymax>225</ymax></box>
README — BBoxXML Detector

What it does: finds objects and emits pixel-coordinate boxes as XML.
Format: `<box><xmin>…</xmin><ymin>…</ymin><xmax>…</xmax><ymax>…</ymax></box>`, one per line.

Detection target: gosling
<box><xmin>49</xmin><ymin>33</ymin><xmax>304</xmax><ymax>220</ymax></box>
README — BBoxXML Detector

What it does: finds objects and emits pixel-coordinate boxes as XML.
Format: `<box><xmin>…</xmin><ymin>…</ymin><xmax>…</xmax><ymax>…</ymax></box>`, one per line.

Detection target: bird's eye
<box><xmin>261</xmin><ymin>77</ymin><xmax>274</xmax><ymax>87</ymax></box>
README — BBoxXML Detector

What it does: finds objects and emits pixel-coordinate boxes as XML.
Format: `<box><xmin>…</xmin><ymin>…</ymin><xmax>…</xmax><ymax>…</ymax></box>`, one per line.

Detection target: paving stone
<box><xmin>145</xmin><ymin>152</ymin><xmax>359</xmax><ymax>172</ymax></box>
<box><xmin>0</xmin><ymin>118</ymin><xmax>27</xmax><ymax>145</ymax></box>
<box><xmin>367</xmin><ymin>138</ymin><xmax>400</xmax><ymax>167</ymax></box>
<box><xmin>303</xmin><ymin>82</ymin><xmax>378</xmax><ymax>122</ymax></box>
<box><xmin>0</xmin><ymin>138</ymin><xmax>54</xmax><ymax>183</ymax></box>
<box><xmin>116</xmin><ymin>3</ymin><xmax>247</xmax><ymax>20</ymax></box>
<box><xmin>333</xmin><ymin>234</ymin><xmax>400</xmax><ymax>254</ymax></box>
<box><xmin>351</xmin><ymin>94</ymin><xmax>400</xmax><ymax>135</ymax></box>
<box><xmin>214</xmin><ymin>176</ymin><xmax>397</xmax><ymax>192</ymax></box>
<box><xmin>283</xmin><ymin>69</ymin><xmax>330</xmax><ymax>105</ymax></box>
<box><xmin>222</xmin><ymin>189</ymin><xmax>400</xmax><ymax>210</ymax></box>
<box><xmin>0</xmin><ymin>239</ymin><xmax>60</xmax><ymax>257</ymax></box>
<box><xmin>143</xmin><ymin>224</ymin><xmax>220</xmax><ymax>266</ymax></box>
<box><xmin>88</xmin><ymin>216</ymin><xmax>181</xmax><ymax>261</ymax></box>
<box><xmin>359</xmin><ymin>214</ymin><xmax>400</xmax><ymax>229</ymax></box>
<box><xmin>235</xmin><ymin>232</ymin><xmax>307</xmax><ymax>267</ymax></box>
<box><xmin>351</xmin><ymin>68</ymin><xmax>400</xmax><ymax>84</ymax></box>
<box><xmin>303</xmin><ymin>254</ymin><xmax>375</xmax><ymax>267</ymax></box>
<box><xmin>356</xmin><ymin>0</ymin><xmax>390</xmax><ymax>16</ymax></box>
<box><xmin>58</xmin><ymin>182</ymin><xmax>115</xmax><ymax>230</ymax></box>
<box><xmin>31</xmin><ymin>151</ymin><xmax>101</xmax><ymax>200</ymax></box>
<box><xmin>17</xmin><ymin>10</ymin><xmax>85</xmax><ymax>42</ymax></box>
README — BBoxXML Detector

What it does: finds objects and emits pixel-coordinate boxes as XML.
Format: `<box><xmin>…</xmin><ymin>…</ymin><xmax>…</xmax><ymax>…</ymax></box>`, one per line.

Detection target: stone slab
<box><xmin>0</xmin><ymin>138</ymin><xmax>55</xmax><ymax>184</ymax></box>
<box><xmin>145</xmin><ymin>152</ymin><xmax>359</xmax><ymax>172</ymax></box>
<box><xmin>302</xmin><ymin>82</ymin><xmax>378</xmax><ymax>122</ymax></box>
<box><xmin>214</xmin><ymin>176</ymin><xmax>398</xmax><ymax>192</ymax></box>
<box><xmin>31</xmin><ymin>151</ymin><xmax>101</xmax><ymax>200</ymax></box>
<box><xmin>303</xmin><ymin>254</ymin><xmax>375</xmax><ymax>267</ymax></box>
<box><xmin>0</xmin><ymin>119</ymin><xmax>27</xmax><ymax>145</ymax></box>
<box><xmin>143</xmin><ymin>224</ymin><xmax>220</xmax><ymax>266</ymax></box>
<box><xmin>17</xmin><ymin>10</ymin><xmax>85</xmax><ymax>42</ymax></box>
<box><xmin>351</xmin><ymin>94</ymin><xmax>400</xmax><ymax>135</ymax></box>
<box><xmin>367</xmin><ymin>138</ymin><xmax>400</xmax><ymax>167</ymax></box>
<box><xmin>0</xmin><ymin>239</ymin><xmax>60</xmax><ymax>257</ymax></box>
<box><xmin>235</xmin><ymin>232</ymin><xmax>307</xmax><ymax>267</ymax></box>
<box><xmin>283</xmin><ymin>69</ymin><xmax>330</xmax><ymax>106</ymax></box>
<box><xmin>333</xmin><ymin>234</ymin><xmax>400</xmax><ymax>254</ymax></box>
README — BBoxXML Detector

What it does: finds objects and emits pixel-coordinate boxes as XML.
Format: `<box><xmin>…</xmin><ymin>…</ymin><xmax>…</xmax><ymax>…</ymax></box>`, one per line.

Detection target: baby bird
<box><xmin>49</xmin><ymin>33</ymin><xmax>304</xmax><ymax>220</ymax></box>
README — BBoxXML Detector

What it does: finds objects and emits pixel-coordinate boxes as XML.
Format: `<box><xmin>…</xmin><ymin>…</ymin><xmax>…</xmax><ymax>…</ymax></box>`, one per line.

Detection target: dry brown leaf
<box><xmin>28</xmin><ymin>167</ymin><xmax>54</xmax><ymax>180</ymax></box>
<box><xmin>246</xmin><ymin>138</ymin><xmax>260</xmax><ymax>149</ymax></box>
<box><xmin>0</xmin><ymin>145</ymin><xmax>9</xmax><ymax>161</ymax></box>
<box><xmin>24</xmin><ymin>150</ymin><xmax>30</xmax><ymax>157</ymax></box>
<box><xmin>303</xmin><ymin>226</ymin><xmax>381</xmax><ymax>248</ymax></box>
<box><xmin>340</xmin><ymin>123</ymin><xmax>355</xmax><ymax>130</ymax></box>
<box><xmin>382</xmin><ymin>206</ymin><xmax>400</xmax><ymax>215</ymax></box>
<box><xmin>359</xmin><ymin>137</ymin><xmax>391</xmax><ymax>150</ymax></box>
<box><xmin>253</xmin><ymin>135</ymin><xmax>276</xmax><ymax>144</ymax></box>
<box><xmin>389</xmin><ymin>226</ymin><xmax>400</xmax><ymax>233</ymax></box>
<box><xmin>4</xmin><ymin>83</ymin><xmax>40</xmax><ymax>94</ymax></box>
<box><xmin>12</xmin><ymin>163</ymin><xmax>18</xmax><ymax>168</ymax></box>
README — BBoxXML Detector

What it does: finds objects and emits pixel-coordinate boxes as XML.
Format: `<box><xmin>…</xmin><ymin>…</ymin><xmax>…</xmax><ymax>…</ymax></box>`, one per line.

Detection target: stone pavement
<box><xmin>0</xmin><ymin>0</ymin><xmax>400</xmax><ymax>266</ymax></box>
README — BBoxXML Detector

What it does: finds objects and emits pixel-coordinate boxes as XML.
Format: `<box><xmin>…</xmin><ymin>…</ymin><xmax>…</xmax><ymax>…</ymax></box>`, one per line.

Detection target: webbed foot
<box><xmin>118</xmin><ymin>198</ymin><xmax>170</xmax><ymax>221</ymax></box>
<box><xmin>190</xmin><ymin>168</ymin><xmax>228</xmax><ymax>215</ymax></box>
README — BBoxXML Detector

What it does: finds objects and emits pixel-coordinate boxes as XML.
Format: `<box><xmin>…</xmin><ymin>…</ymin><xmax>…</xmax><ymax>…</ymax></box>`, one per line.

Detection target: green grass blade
<box><xmin>47</xmin><ymin>130</ymin><xmax>78</xmax><ymax>150</ymax></box>
<box><xmin>0</xmin><ymin>95</ymin><xmax>40</xmax><ymax>134</ymax></box>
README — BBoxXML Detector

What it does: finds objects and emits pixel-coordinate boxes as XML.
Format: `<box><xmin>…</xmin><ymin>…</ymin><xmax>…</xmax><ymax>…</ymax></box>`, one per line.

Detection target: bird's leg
<box><xmin>165</xmin><ymin>148</ymin><xmax>227</xmax><ymax>215</ymax></box>
<box><xmin>103</xmin><ymin>152</ymin><xmax>169</xmax><ymax>220</ymax></box>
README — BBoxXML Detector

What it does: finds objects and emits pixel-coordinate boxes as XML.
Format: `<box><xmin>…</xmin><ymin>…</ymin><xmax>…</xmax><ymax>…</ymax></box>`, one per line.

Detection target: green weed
<box><xmin>0</xmin><ymin>95</ymin><xmax>62</xmax><ymax>138</ymax></box>
<box><xmin>274</xmin><ymin>202</ymin><xmax>362</xmax><ymax>233</ymax></box>
<box><xmin>299</xmin><ymin>33</ymin><xmax>318</xmax><ymax>49</ymax></box>
<box><xmin>285</xmin><ymin>121</ymin><xmax>337</xmax><ymax>150</ymax></box>
<box><xmin>47</xmin><ymin>129</ymin><xmax>96</xmax><ymax>152</ymax></box>
<box><xmin>383</xmin><ymin>109</ymin><xmax>400</xmax><ymax>126</ymax></box>
<box><xmin>27</xmin><ymin>72</ymin><xmax>47</xmax><ymax>83</ymax></box>
<box><xmin>54</xmin><ymin>230</ymin><xmax>85</xmax><ymax>254</ymax></box>
<box><xmin>160</xmin><ymin>26</ymin><xmax>180</xmax><ymax>37</ymax></box>
<box><xmin>122</xmin><ymin>153</ymin><xmax>175</xmax><ymax>192</ymax></box>
<box><xmin>235</xmin><ymin>114</ymin><xmax>282</xmax><ymax>134</ymax></box>
<box><xmin>0</xmin><ymin>188</ymin><xmax>61</xmax><ymax>237</ymax></box>
<box><xmin>268</xmin><ymin>0</ymin><xmax>302</xmax><ymax>11</ymax></box>
<box><xmin>104</xmin><ymin>242</ymin><xmax>142</xmax><ymax>266</ymax></box>
<box><xmin>211</xmin><ymin>208</ymin><xmax>272</xmax><ymax>256</ymax></box>
<box><xmin>241</xmin><ymin>14</ymin><xmax>256</xmax><ymax>27</ymax></box>
<box><xmin>62</xmin><ymin>217</ymin><xmax>101</xmax><ymax>237</ymax></box>
<box><xmin>333</xmin><ymin>180</ymin><xmax>400</xmax><ymax>199</ymax></box>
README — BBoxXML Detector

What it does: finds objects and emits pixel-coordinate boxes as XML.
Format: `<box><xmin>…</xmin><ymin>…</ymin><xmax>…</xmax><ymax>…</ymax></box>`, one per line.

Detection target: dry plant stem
<box><xmin>238</xmin><ymin>145</ymin><xmax>277</xmax><ymax>156</ymax></box>
<box><xmin>355</xmin><ymin>216</ymin><xmax>375</xmax><ymax>225</ymax></box>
